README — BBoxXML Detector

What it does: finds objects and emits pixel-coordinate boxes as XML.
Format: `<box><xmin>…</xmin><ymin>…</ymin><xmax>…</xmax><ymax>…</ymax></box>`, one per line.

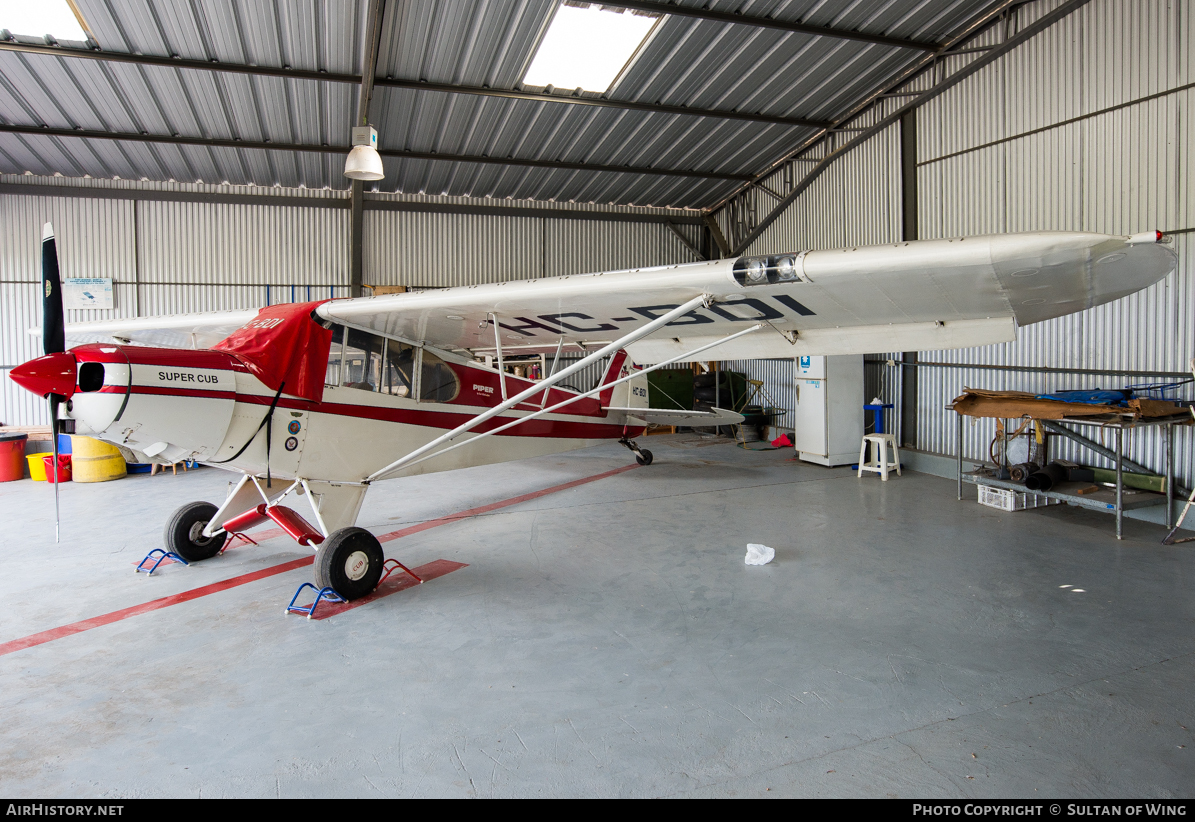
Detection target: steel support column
<box><xmin>899</xmin><ymin>109</ymin><xmax>919</xmax><ymax>448</ymax></box>
<box><xmin>349</xmin><ymin>0</ymin><xmax>385</xmax><ymax>299</ymax></box>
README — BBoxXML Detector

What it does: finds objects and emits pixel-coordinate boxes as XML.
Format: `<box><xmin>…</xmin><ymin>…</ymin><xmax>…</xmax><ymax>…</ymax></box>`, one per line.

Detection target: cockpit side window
<box><xmin>420</xmin><ymin>351</ymin><xmax>459</xmax><ymax>402</ymax></box>
<box><xmin>383</xmin><ymin>338</ymin><xmax>413</xmax><ymax>397</ymax></box>
<box><xmin>378</xmin><ymin>338</ymin><xmax>460</xmax><ymax>402</ymax></box>
<box><xmin>343</xmin><ymin>327</ymin><xmax>382</xmax><ymax>391</ymax></box>
<box><xmin>325</xmin><ymin>324</ymin><xmax>344</xmax><ymax>387</ymax></box>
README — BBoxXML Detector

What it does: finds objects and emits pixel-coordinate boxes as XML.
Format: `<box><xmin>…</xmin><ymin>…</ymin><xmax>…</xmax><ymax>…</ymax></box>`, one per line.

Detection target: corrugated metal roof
<box><xmin>0</xmin><ymin>0</ymin><xmax>999</xmax><ymax>208</ymax></box>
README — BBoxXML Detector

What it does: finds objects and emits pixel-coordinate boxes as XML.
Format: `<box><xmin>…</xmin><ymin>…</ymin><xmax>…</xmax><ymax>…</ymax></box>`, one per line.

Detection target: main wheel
<box><xmin>165</xmin><ymin>501</ymin><xmax>226</xmax><ymax>561</ymax></box>
<box><xmin>315</xmin><ymin>527</ymin><xmax>384</xmax><ymax>600</ymax></box>
<box><xmin>635</xmin><ymin>449</ymin><xmax>653</xmax><ymax>466</ymax></box>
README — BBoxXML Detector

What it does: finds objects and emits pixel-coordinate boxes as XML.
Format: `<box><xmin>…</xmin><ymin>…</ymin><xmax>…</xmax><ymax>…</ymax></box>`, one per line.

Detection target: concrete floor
<box><xmin>0</xmin><ymin>435</ymin><xmax>1192</xmax><ymax>798</ymax></box>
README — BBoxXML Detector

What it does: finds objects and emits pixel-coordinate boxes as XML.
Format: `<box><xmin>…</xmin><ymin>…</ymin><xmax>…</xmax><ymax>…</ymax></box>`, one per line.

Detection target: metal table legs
<box><xmin>957</xmin><ymin>412</ymin><xmax>963</xmax><ymax>501</ymax></box>
<box><xmin>1116</xmin><ymin>427</ymin><xmax>1124</xmax><ymax>540</ymax></box>
<box><xmin>1165</xmin><ymin>423</ymin><xmax>1174</xmax><ymax>529</ymax></box>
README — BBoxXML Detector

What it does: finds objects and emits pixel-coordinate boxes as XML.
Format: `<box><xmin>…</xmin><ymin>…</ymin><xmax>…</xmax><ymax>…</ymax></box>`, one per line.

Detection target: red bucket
<box><xmin>42</xmin><ymin>454</ymin><xmax>72</xmax><ymax>483</ymax></box>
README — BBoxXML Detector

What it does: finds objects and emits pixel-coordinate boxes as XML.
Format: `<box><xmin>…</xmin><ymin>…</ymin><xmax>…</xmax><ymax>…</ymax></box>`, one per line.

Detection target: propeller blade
<box><xmin>49</xmin><ymin>395</ymin><xmax>61</xmax><ymax>544</ymax></box>
<box><xmin>42</xmin><ymin>222</ymin><xmax>65</xmax><ymax>356</ymax></box>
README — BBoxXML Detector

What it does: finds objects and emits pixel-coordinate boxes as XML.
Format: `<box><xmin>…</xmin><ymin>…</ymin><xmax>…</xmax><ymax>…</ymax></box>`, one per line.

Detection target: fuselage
<box><xmin>47</xmin><ymin>332</ymin><xmax>646</xmax><ymax>484</ymax></box>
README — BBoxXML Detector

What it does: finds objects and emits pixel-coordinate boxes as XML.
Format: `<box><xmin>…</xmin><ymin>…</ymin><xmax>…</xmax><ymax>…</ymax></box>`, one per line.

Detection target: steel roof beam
<box><xmin>725</xmin><ymin>0</ymin><xmax>1092</xmax><ymax>255</ymax></box>
<box><xmin>0</xmin><ymin>182</ymin><xmax>705</xmax><ymax>223</ymax></box>
<box><xmin>0</xmin><ymin>41</ymin><xmax>830</xmax><ymax>129</ymax></box>
<box><xmin>0</xmin><ymin>124</ymin><xmax>751</xmax><ymax>181</ymax></box>
<box><xmin>603</xmin><ymin>1</ymin><xmax>941</xmax><ymax>51</ymax></box>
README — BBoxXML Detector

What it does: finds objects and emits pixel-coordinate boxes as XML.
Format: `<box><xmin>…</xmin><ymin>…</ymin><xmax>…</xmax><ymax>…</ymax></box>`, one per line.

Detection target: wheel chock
<box><xmin>378</xmin><ymin>558</ymin><xmax>423</xmax><ymax>587</ymax></box>
<box><xmin>285</xmin><ymin>582</ymin><xmax>346</xmax><ymax>619</ymax></box>
<box><xmin>135</xmin><ymin>548</ymin><xmax>190</xmax><ymax>576</ymax></box>
<box><xmin>219</xmin><ymin>531</ymin><xmax>258</xmax><ymax>555</ymax></box>
<box><xmin>293</xmin><ymin>559</ymin><xmax>468</xmax><ymax>621</ymax></box>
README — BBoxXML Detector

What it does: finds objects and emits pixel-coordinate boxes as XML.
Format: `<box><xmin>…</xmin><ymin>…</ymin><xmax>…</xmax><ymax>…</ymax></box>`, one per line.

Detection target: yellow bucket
<box><xmin>26</xmin><ymin>454</ymin><xmax>48</xmax><ymax>481</ymax></box>
<box><xmin>69</xmin><ymin>436</ymin><xmax>127</xmax><ymax>483</ymax></box>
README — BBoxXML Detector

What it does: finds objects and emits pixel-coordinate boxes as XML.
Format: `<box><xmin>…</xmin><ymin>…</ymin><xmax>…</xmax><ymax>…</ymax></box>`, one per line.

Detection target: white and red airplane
<box><xmin>9</xmin><ymin>224</ymin><xmax>1177</xmax><ymax>599</ymax></box>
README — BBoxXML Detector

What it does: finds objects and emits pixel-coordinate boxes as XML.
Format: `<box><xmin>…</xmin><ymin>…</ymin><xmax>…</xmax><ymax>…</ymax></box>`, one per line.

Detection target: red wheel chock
<box><xmin>378</xmin><ymin>558</ymin><xmax>423</xmax><ymax>587</ymax></box>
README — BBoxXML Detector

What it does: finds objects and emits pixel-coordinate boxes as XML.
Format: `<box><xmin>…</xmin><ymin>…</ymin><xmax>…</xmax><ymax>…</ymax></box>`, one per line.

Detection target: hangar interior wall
<box><xmin>722</xmin><ymin>0</ymin><xmax>1193</xmax><ymax>487</ymax></box>
<box><xmin>0</xmin><ymin>177</ymin><xmax>699</xmax><ymax>426</ymax></box>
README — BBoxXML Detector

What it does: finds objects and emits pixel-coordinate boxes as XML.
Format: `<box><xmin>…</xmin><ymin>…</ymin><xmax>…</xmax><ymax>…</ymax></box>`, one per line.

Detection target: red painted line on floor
<box><xmin>304</xmin><ymin>559</ymin><xmax>468</xmax><ymax>620</ymax></box>
<box><xmin>2</xmin><ymin>463</ymin><xmax>640</xmax><ymax>657</ymax></box>
<box><xmin>0</xmin><ymin>557</ymin><xmax>314</xmax><ymax>658</ymax></box>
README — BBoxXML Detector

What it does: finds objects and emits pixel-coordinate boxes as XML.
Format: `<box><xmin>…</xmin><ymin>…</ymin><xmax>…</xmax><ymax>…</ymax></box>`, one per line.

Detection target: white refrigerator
<box><xmin>793</xmin><ymin>355</ymin><xmax>864</xmax><ymax>467</ymax></box>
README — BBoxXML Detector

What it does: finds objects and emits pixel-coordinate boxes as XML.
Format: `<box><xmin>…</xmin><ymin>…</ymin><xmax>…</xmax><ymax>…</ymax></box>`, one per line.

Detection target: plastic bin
<box><xmin>69</xmin><ymin>435</ymin><xmax>127</xmax><ymax>483</ymax></box>
<box><xmin>977</xmin><ymin>485</ymin><xmax>1060</xmax><ymax>512</ymax></box>
<box><xmin>0</xmin><ymin>433</ymin><xmax>27</xmax><ymax>482</ymax></box>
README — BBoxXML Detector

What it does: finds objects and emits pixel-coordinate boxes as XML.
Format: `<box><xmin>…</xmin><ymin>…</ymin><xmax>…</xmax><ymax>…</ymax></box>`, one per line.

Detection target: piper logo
<box><xmin>473</xmin><ymin>384</ymin><xmax>494</xmax><ymax>395</ymax></box>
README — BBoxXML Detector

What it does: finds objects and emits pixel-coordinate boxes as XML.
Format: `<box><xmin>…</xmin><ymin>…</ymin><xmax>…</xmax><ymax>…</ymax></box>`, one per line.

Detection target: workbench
<box><xmin>954</xmin><ymin>412</ymin><xmax>1192</xmax><ymax>539</ymax></box>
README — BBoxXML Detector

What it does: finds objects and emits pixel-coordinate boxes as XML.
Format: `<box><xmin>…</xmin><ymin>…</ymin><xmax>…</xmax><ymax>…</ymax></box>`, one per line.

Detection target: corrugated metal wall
<box><xmin>0</xmin><ymin>177</ymin><xmax>693</xmax><ymax>426</ymax></box>
<box><xmin>743</xmin><ymin>122</ymin><xmax>903</xmax><ymax>257</ymax></box>
<box><xmin>711</xmin><ymin>0</ymin><xmax>1192</xmax><ymax>489</ymax></box>
<box><xmin>364</xmin><ymin>211</ymin><xmax>701</xmax><ymax>287</ymax></box>
<box><xmin>914</xmin><ymin>0</ymin><xmax>1194</xmax><ymax>483</ymax></box>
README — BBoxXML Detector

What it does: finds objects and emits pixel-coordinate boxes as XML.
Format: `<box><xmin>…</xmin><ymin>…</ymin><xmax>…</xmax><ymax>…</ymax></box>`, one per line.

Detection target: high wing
<box><xmin>50</xmin><ymin>308</ymin><xmax>258</xmax><ymax>350</ymax></box>
<box><xmin>319</xmin><ymin>231</ymin><xmax>1175</xmax><ymax>362</ymax></box>
<box><xmin>55</xmin><ymin>231</ymin><xmax>1175</xmax><ymax>362</ymax></box>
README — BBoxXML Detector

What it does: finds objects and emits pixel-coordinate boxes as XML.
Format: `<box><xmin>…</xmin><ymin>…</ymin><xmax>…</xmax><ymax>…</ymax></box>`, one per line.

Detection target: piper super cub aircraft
<box><xmin>9</xmin><ymin>225</ymin><xmax>1177</xmax><ymax>600</ymax></box>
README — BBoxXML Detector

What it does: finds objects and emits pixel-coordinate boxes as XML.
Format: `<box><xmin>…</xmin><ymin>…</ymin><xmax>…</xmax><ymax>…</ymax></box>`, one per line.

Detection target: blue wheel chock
<box><xmin>136</xmin><ymin>548</ymin><xmax>190</xmax><ymax>575</ymax></box>
<box><xmin>285</xmin><ymin>583</ymin><xmax>346</xmax><ymax>619</ymax></box>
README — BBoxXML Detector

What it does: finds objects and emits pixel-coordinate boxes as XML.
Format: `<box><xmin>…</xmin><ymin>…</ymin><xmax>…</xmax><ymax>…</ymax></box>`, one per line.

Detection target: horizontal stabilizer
<box><xmin>604</xmin><ymin>406</ymin><xmax>744</xmax><ymax>426</ymax></box>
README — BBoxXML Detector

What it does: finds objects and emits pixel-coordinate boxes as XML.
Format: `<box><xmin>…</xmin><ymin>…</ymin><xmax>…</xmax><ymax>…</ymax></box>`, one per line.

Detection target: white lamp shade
<box><xmin>343</xmin><ymin>145</ymin><xmax>385</xmax><ymax>181</ymax></box>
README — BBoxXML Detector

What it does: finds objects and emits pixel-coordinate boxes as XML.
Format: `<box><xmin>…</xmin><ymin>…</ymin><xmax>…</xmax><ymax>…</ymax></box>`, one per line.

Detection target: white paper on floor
<box><xmin>744</xmin><ymin>543</ymin><xmax>775</xmax><ymax>565</ymax></box>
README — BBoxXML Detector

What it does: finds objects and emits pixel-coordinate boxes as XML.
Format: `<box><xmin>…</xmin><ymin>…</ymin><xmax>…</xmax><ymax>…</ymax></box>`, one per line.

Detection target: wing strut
<box><xmin>540</xmin><ymin>338</ymin><xmax>565</xmax><ymax>409</ymax></box>
<box><xmin>368</xmin><ymin>321</ymin><xmax>764</xmax><ymax>481</ymax></box>
<box><xmin>366</xmin><ymin>295</ymin><xmax>711</xmax><ymax>482</ymax></box>
<box><xmin>489</xmin><ymin>313</ymin><xmax>508</xmax><ymax>400</ymax></box>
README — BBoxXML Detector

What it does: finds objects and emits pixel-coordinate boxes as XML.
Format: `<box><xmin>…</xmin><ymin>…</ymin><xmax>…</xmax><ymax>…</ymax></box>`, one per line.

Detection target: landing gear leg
<box><xmin>619</xmin><ymin>438</ymin><xmax>653</xmax><ymax>466</ymax></box>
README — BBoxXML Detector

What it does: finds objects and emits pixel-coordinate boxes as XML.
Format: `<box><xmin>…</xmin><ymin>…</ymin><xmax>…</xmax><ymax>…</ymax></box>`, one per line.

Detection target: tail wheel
<box><xmin>636</xmin><ymin>449</ymin><xmax>653</xmax><ymax>466</ymax></box>
<box><xmin>315</xmin><ymin>527</ymin><xmax>384</xmax><ymax>600</ymax></box>
<box><xmin>165</xmin><ymin>501</ymin><xmax>226</xmax><ymax>561</ymax></box>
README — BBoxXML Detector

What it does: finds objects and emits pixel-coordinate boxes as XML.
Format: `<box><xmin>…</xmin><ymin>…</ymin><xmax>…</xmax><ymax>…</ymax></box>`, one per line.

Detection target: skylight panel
<box><xmin>0</xmin><ymin>0</ymin><xmax>90</xmax><ymax>43</ymax></box>
<box><xmin>523</xmin><ymin>2</ymin><xmax>659</xmax><ymax>93</ymax></box>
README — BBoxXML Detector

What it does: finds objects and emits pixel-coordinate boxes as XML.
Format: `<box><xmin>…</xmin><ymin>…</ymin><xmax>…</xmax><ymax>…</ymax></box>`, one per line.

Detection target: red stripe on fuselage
<box><xmin>121</xmin><ymin>385</ymin><xmax>637</xmax><ymax>438</ymax></box>
<box><xmin>127</xmin><ymin>385</ymin><xmax>238</xmax><ymax>401</ymax></box>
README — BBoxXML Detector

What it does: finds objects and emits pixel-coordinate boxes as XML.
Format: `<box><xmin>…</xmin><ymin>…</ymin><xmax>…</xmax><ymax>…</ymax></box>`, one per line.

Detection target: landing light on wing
<box><xmin>733</xmin><ymin>253</ymin><xmax>804</xmax><ymax>286</ymax></box>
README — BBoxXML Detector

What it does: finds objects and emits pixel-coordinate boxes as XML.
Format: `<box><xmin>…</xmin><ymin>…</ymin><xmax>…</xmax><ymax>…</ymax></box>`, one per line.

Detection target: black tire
<box><xmin>165</xmin><ymin>501</ymin><xmax>226</xmax><ymax>562</ymax></box>
<box><xmin>314</xmin><ymin>527</ymin><xmax>384</xmax><ymax>600</ymax></box>
<box><xmin>635</xmin><ymin>449</ymin><xmax>653</xmax><ymax>466</ymax></box>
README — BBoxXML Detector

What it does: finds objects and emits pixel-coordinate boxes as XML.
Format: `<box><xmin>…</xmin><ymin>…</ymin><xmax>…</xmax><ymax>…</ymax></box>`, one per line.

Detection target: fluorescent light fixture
<box><xmin>523</xmin><ymin>3</ymin><xmax>658</xmax><ymax>93</ymax></box>
<box><xmin>0</xmin><ymin>0</ymin><xmax>89</xmax><ymax>41</ymax></box>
